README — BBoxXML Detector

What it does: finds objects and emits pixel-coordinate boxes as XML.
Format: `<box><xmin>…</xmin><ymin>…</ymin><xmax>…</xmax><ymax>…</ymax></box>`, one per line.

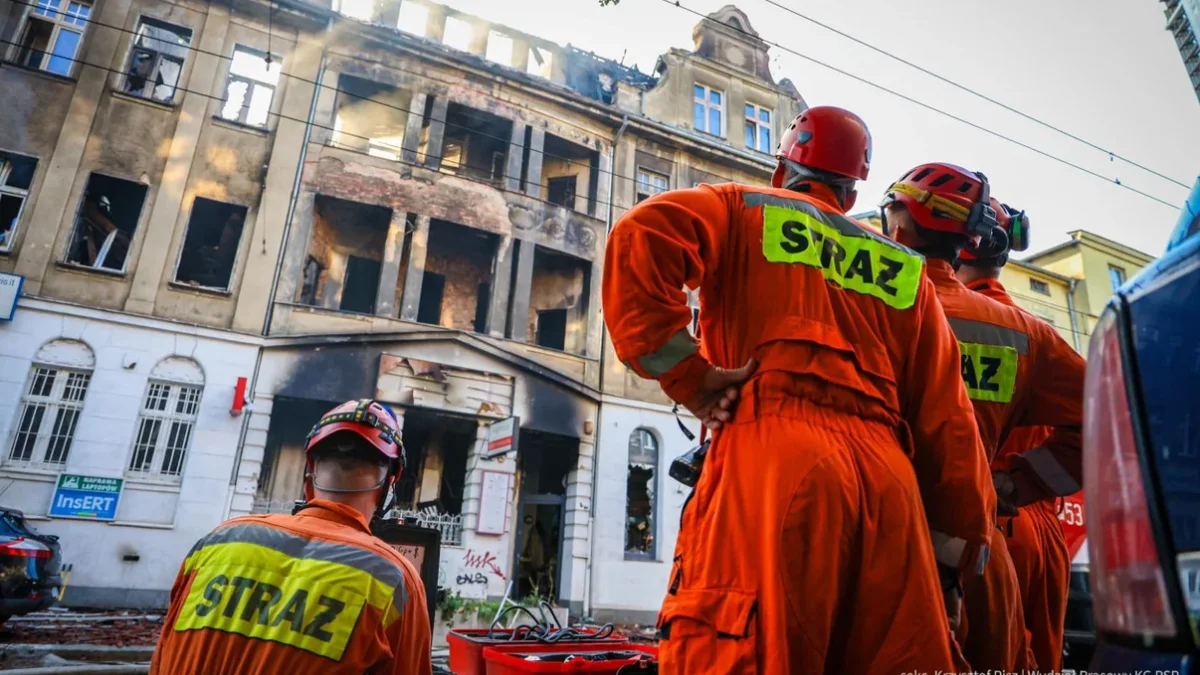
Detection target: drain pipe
<box><xmin>225</xmin><ymin>18</ymin><xmax>332</xmax><ymax>519</ymax></box>
<box><xmin>1066</xmin><ymin>278</ymin><xmax>1082</xmax><ymax>352</ymax></box>
<box><xmin>582</xmin><ymin>115</ymin><xmax>629</xmax><ymax>620</ymax></box>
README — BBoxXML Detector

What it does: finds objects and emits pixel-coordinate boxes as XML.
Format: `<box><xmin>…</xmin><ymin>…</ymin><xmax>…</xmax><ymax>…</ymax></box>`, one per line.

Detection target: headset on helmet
<box><xmin>879</xmin><ymin>163</ymin><xmax>1004</xmax><ymax>251</ymax></box>
<box><xmin>301</xmin><ymin>399</ymin><xmax>406</xmax><ymax>521</ymax></box>
<box><xmin>961</xmin><ymin>201</ymin><xmax>1031</xmax><ymax>267</ymax></box>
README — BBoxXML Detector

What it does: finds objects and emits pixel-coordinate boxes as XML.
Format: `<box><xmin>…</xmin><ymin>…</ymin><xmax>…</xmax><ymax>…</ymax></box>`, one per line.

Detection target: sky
<box><xmin>440</xmin><ymin>0</ymin><xmax>1199</xmax><ymax>258</ymax></box>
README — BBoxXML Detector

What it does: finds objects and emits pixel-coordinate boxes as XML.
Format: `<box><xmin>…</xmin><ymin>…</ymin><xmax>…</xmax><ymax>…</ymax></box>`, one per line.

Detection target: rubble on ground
<box><xmin>1</xmin><ymin>609</ymin><xmax>162</xmax><ymax>647</ymax></box>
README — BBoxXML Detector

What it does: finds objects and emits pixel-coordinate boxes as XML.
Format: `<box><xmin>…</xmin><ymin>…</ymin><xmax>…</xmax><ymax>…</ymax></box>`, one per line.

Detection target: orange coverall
<box><xmin>928</xmin><ymin>264</ymin><xmax>1085</xmax><ymax>673</ymax></box>
<box><xmin>603</xmin><ymin>183</ymin><xmax>995</xmax><ymax>675</ymax></box>
<box><xmin>150</xmin><ymin>499</ymin><xmax>431</xmax><ymax>675</ymax></box>
<box><xmin>968</xmin><ymin>277</ymin><xmax>1072</xmax><ymax>672</ymax></box>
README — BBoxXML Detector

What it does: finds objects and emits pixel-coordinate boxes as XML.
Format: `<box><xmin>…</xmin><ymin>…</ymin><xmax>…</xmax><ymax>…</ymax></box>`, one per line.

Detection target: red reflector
<box><xmin>1083</xmin><ymin>311</ymin><xmax>1175</xmax><ymax>637</ymax></box>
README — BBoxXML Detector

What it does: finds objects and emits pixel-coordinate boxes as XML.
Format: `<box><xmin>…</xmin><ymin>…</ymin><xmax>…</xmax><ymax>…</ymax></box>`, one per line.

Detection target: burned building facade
<box><xmin>0</xmin><ymin>0</ymin><xmax>800</xmax><ymax>618</ymax></box>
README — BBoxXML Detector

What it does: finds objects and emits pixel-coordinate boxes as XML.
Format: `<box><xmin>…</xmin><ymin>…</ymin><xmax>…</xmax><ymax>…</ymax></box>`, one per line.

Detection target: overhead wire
<box><xmin>748</xmin><ymin>0</ymin><xmax>1191</xmax><ymax>190</ymax></box>
<box><xmin>661</xmin><ymin>0</ymin><xmax>1184</xmax><ymax>210</ymax></box>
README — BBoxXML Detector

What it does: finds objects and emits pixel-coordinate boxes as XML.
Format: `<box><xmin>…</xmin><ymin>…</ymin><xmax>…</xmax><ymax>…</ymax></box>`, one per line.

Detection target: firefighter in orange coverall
<box><xmin>956</xmin><ymin>218</ymin><xmax>1072</xmax><ymax>672</ymax></box>
<box><xmin>881</xmin><ymin>164</ymin><xmax>1085</xmax><ymax>673</ymax></box>
<box><xmin>603</xmin><ymin>107</ymin><xmax>996</xmax><ymax>675</ymax></box>
<box><xmin>151</xmin><ymin>400</ymin><xmax>431</xmax><ymax>675</ymax></box>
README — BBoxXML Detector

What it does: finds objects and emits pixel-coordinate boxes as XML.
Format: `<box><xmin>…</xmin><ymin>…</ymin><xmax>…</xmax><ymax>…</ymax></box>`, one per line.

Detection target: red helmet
<box><xmin>881</xmin><ymin>163</ymin><xmax>1002</xmax><ymax>248</ymax></box>
<box><xmin>772</xmin><ymin>106</ymin><xmax>872</xmax><ymax>188</ymax></box>
<box><xmin>303</xmin><ymin>399</ymin><xmax>405</xmax><ymax>503</ymax></box>
<box><xmin>960</xmin><ymin>200</ymin><xmax>1031</xmax><ymax>265</ymax></box>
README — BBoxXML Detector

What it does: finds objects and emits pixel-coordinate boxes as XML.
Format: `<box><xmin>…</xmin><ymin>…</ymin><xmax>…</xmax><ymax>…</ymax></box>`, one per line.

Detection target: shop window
<box><xmin>220</xmin><ymin>45</ymin><xmax>281</xmax><ymax>127</ymax></box>
<box><xmin>65</xmin><ymin>173</ymin><xmax>148</xmax><ymax>272</ymax></box>
<box><xmin>127</xmin><ymin>357</ymin><xmax>204</xmax><ymax>482</ymax></box>
<box><xmin>122</xmin><ymin>17</ymin><xmax>192</xmax><ymax>103</ymax></box>
<box><xmin>174</xmin><ymin>197</ymin><xmax>246</xmax><ymax>290</ymax></box>
<box><xmin>6</xmin><ymin>339</ymin><xmax>94</xmax><ymax>469</ymax></box>
<box><xmin>13</xmin><ymin>0</ymin><xmax>91</xmax><ymax>77</ymax></box>
<box><xmin>625</xmin><ymin>428</ymin><xmax>658</xmax><ymax>559</ymax></box>
<box><xmin>0</xmin><ymin>152</ymin><xmax>37</xmax><ymax>252</ymax></box>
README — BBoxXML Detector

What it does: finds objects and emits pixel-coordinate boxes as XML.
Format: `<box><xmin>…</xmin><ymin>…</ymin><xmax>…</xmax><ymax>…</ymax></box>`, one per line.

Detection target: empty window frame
<box><xmin>486</xmin><ymin>31</ymin><xmax>513</xmax><ymax>66</ymax></box>
<box><xmin>127</xmin><ymin>381</ymin><xmax>202</xmax><ymax>480</ymax></box>
<box><xmin>693</xmin><ymin>84</ymin><xmax>723</xmax><ymax>136</ymax></box>
<box><xmin>65</xmin><ymin>173</ymin><xmax>148</xmax><ymax>273</ymax></box>
<box><xmin>396</xmin><ymin>0</ymin><xmax>428</xmax><ymax>35</ymax></box>
<box><xmin>174</xmin><ymin>197</ymin><xmax>247</xmax><ymax>290</ymax></box>
<box><xmin>7</xmin><ymin>365</ymin><xmax>91</xmax><ymax>468</ymax></box>
<box><xmin>443</xmin><ymin>16</ymin><xmax>473</xmax><ymax>52</ymax></box>
<box><xmin>332</xmin><ymin>74</ymin><xmax>409</xmax><ymax>160</ymax></box>
<box><xmin>331</xmin><ymin>0</ymin><xmax>374</xmax><ymax>22</ymax></box>
<box><xmin>527</xmin><ymin>46</ymin><xmax>553</xmax><ymax>79</ymax></box>
<box><xmin>122</xmin><ymin>17</ymin><xmax>192</xmax><ymax>103</ymax></box>
<box><xmin>546</xmin><ymin>176</ymin><xmax>577</xmax><ymax>208</ymax></box>
<box><xmin>13</xmin><ymin>0</ymin><xmax>92</xmax><ymax>77</ymax></box>
<box><xmin>299</xmin><ymin>195</ymin><xmax>390</xmax><ymax>313</ymax></box>
<box><xmin>744</xmin><ymin>103</ymin><xmax>772</xmax><ymax>153</ymax></box>
<box><xmin>0</xmin><ymin>152</ymin><xmax>38</xmax><ymax>252</ymax></box>
<box><xmin>625</xmin><ymin>428</ymin><xmax>658</xmax><ymax>559</ymax></box>
<box><xmin>220</xmin><ymin>45</ymin><xmax>282</xmax><ymax>127</ymax></box>
<box><xmin>635</xmin><ymin>168</ymin><xmax>669</xmax><ymax>203</ymax></box>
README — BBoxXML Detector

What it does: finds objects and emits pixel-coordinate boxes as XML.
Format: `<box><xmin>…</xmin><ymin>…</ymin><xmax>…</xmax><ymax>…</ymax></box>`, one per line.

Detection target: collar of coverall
<box><xmin>295</xmin><ymin>498</ymin><xmax>373</xmax><ymax>534</ymax></box>
<box><xmin>788</xmin><ymin>180</ymin><xmax>848</xmax><ymax>214</ymax></box>
<box><xmin>965</xmin><ymin>278</ymin><xmax>1015</xmax><ymax>306</ymax></box>
<box><xmin>923</xmin><ymin>258</ymin><xmax>964</xmax><ymax>288</ymax></box>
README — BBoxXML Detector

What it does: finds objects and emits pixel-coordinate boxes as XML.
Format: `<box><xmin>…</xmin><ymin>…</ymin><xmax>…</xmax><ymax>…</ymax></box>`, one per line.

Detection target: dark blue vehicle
<box><xmin>1085</xmin><ymin>177</ymin><xmax>1200</xmax><ymax>672</ymax></box>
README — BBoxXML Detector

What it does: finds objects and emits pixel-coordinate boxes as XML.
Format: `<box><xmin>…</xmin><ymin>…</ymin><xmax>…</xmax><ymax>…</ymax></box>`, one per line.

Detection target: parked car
<box><xmin>0</xmin><ymin>507</ymin><xmax>63</xmax><ymax>622</ymax></box>
<box><xmin>1084</xmin><ymin>177</ymin><xmax>1200</xmax><ymax>672</ymax></box>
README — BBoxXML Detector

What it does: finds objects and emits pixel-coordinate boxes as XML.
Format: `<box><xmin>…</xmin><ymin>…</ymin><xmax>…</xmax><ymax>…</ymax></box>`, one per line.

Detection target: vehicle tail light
<box><xmin>1083</xmin><ymin>310</ymin><xmax>1175</xmax><ymax>637</ymax></box>
<box><xmin>0</xmin><ymin>537</ymin><xmax>53</xmax><ymax>559</ymax></box>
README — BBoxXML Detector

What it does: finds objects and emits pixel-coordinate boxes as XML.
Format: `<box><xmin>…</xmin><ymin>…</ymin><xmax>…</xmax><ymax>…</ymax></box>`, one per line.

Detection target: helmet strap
<box><xmin>781</xmin><ymin>159</ymin><xmax>856</xmax><ymax>209</ymax></box>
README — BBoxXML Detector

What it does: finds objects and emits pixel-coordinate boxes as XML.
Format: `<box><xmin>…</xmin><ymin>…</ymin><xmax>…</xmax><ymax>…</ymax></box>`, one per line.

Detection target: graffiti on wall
<box><xmin>438</xmin><ymin>547</ymin><xmax>507</xmax><ymax>599</ymax></box>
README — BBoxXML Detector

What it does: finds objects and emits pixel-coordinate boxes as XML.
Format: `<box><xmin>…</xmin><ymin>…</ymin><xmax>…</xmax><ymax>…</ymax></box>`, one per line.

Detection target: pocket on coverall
<box><xmin>657</xmin><ymin>587</ymin><xmax>758</xmax><ymax>674</ymax></box>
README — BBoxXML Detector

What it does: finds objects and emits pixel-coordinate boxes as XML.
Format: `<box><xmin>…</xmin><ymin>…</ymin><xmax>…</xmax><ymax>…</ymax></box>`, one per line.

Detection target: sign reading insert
<box><xmin>48</xmin><ymin>474</ymin><xmax>124</xmax><ymax>521</ymax></box>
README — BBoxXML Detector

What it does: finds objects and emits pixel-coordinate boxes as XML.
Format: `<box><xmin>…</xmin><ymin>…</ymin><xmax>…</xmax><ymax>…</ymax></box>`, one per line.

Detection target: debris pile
<box><xmin>1</xmin><ymin>609</ymin><xmax>162</xmax><ymax>647</ymax></box>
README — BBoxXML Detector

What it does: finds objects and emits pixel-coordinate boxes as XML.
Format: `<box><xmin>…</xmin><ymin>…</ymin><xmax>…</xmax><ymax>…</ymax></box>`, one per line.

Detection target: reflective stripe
<box><xmin>957</xmin><ymin>342</ymin><xmax>1019</xmax><ymax>404</ymax></box>
<box><xmin>634</xmin><ymin>329</ymin><xmax>699</xmax><ymax>378</ymax></box>
<box><xmin>931</xmin><ymin>531</ymin><xmax>990</xmax><ymax>575</ymax></box>
<box><xmin>945</xmin><ymin>317</ymin><xmax>1029</xmax><ymax>355</ymax></box>
<box><xmin>743</xmin><ymin>191</ymin><xmax>923</xmax><ymax>258</ymax></box>
<box><xmin>1020</xmin><ymin>445</ymin><xmax>1081</xmax><ymax>496</ymax></box>
<box><xmin>759</xmin><ymin>203</ymin><xmax>924</xmax><ymax>310</ymax></box>
<box><xmin>186</xmin><ymin>523</ymin><xmax>407</xmax><ymax>611</ymax></box>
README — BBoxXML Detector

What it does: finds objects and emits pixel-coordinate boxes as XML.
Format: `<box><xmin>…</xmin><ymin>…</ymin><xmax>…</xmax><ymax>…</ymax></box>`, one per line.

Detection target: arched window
<box><xmin>127</xmin><ymin>357</ymin><xmax>204</xmax><ymax>481</ymax></box>
<box><xmin>7</xmin><ymin>339</ymin><xmax>95</xmax><ymax>468</ymax></box>
<box><xmin>625</xmin><ymin>428</ymin><xmax>659</xmax><ymax>559</ymax></box>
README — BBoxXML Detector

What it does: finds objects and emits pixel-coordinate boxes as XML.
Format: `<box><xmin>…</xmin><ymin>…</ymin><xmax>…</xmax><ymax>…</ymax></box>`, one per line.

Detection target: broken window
<box><xmin>443</xmin><ymin>15</ymin><xmax>473</xmax><ymax>52</ymax></box>
<box><xmin>122</xmin><ymin>18</ymin><xmax>192</xmax><ymax>103</ymax></box>
<box><xmin>332</xmin><ymin>74</ymin><xmax>411</xmax><ymax>160</ymax></box>
<box><xmin>127</xmin><ymin>378</ymin><xmax>202</xmax><ymax>482</ymax></box>
<box><xmin>65</xmin><ymin>173</ymin><xmax>148</xmax><ymax>272</ymax></box>
<box><xmin>220</xmin><ymin>45</ymin><xmax>281</xmax><ymax>127</ymax></box>
<box><xmin>14</xmin><ymin>0</ymin><xmax>91</xmax><ymax>77</ymax></box>
<box><xmin>527</xmin><ymin>246</ymin><xmax>590</xmax><ymax>354</ymax></box>
<box><xmin>0</xmin><ymin>152</ymin><xmax>37</xmax><ymax>252</ymax></box>
<box><xmin>441</xmin><ymin>103</ymin><xmax>512</xmax><ymax>185</ymax></box>
<box><xmin>299</xmin><ymin>194</ymin><xmax>391</xmax><ymax>314</ymax></box>
<box><xmin>541</xmin><ymin>134</ymin><xmax>599</xmax><ymax>214</ymax></box>
<box><xmin>420</xmin><ymin>219</ymin><xmax>497</xmax><ymax>332</ymax></box>
<box><xmin>636</xmin><ymin>168</ymin><xmax>668</xmax><ymax>203</ymax></box>
<box><xmin>396</xmin><ymin>0</ymin><xmax>427</xmax><ymax>35</ymax></box>
<box><xmin>625</xmin><ymin>428</ymin><xmax>658</xmax><ymax>559</ymax></box>
<box><xmin>527</xmin><ymin>45</ymin><xmax>553</xmax><ymax>79</ymax></box>
<box><xmin>7</xmin><ymin>340</ymin><xmax>94</xmax><ymax>469</ymax></box>
<box><xmin>174</xmin><ymin>197</ymin><xmax>246</xmax><ymax>290</ymax></box>
<box><xmin>485</xmin><ymin>31</ymin><xmax>513</xmax><ymax>66</ymax></box>
<box><xmin>331</xmin><ymin>0</ymin><xmax>374</xmax><ymax>22</ymax></box>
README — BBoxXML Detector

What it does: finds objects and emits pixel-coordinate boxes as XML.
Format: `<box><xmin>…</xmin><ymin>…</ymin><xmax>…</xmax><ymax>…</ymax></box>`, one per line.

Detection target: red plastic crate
<box><xmin>482</xmin><ymin>643</ymin><xmax>657</xmax><ymax>675</ymax></box>
<box><xmin>447</xmin><ymin>628</ymin><xmax>629</xmax><ymax>675</ymax></box>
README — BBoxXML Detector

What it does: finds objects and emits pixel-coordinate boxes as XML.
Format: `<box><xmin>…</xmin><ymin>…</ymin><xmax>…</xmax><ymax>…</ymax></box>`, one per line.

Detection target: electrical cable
<box><xmin>748</xmin><ymin>0</ymin><xmax>1191</xmax><ymax>190</ymax></box>
<box><xmin>662</xmin><ymin>0</ymin><xmax>1184</xmax><ymax>210</ymax></box>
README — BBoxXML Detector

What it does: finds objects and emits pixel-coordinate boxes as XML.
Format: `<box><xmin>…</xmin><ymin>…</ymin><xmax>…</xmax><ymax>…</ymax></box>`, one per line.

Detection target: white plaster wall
<box><xmin>0</xmin><ymin>300</ymin><xmax>260</xmax><ymax>602</ymax></box>
<box><xmin>590</xmin><ymin>398</ymin><xmax>697</xmax><ymax>617</ymax></box>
